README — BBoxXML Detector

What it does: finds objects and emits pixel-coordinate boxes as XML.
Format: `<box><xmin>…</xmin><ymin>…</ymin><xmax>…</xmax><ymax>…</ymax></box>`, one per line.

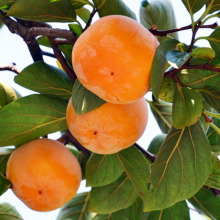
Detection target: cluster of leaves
<box><xmin>0</xmin><ymin>0</ymin><xmax>220</xmax><ymax>219</ymax></box>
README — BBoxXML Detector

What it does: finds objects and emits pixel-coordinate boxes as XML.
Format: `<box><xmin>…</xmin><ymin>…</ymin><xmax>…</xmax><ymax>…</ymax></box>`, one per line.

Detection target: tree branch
<box><xmin>149</xmin><ymin>22</ymin><xmax>218</xmax><ymax>37</ymax></box>
<box><xmin>134</xmin><ymin>143</ymin><xmax>156</xmax><ymax>162</ymax></box>
<box><xmin>0</xmin><ymin>63</ymin><xmax>20</xmax><ymax>74</ymax></box>
<box><xmin>49</xmin><ymin>37</ymin><xmax>76</xmax><ymax>82</ymax></box>
<box><xmin>165</xmin><ymin>63</ymin><xmax>220</xmax><ymax>78</ymax></box>
<box><xmin>57</xmin><ymin>130</ymin><xmax>91</xmax><ymax>155</ymax></box>
<box><xmin>83</xmin><ymin>8</ymin><xmax>98</xmax><ymax>32</ymax></box>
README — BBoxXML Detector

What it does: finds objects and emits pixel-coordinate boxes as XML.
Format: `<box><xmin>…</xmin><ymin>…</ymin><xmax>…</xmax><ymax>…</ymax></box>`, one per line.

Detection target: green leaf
<box><xmin>145</xmin><ymin>200</ymin><xmax>190</xmax><ymax>220</ymax></box>
<box><xmin>92</xmin><ymin>0</ymin><xmax>136</xmax><ymax>20</ymax></box>
<box><xmin>200</xmin><ymin>88</ymin><xmax>220</xmax><ymax>112</ymax></box>
<box><xmin>178</xmin><ymin>68</ymin><xmax>220</xmax><ymax>91</ymax></box>
<box><xmin>0</xmin><ymin>0</ymin><xmax>14</xmax><ymax>10</ymax></box>
<box><xmin>139</xmin><ymin>0</ymin><xmax>178</xmax><ymax>41</ymax></box>
<box><xmin>166</xmin><ymin>50</ymin><xmax>192</xmax><ymax>69</ymax></box>
<box><xmin>0</xmin><ymin>203</ymin><xmax>22</xmax><ymax>220</ymax></box>
<box><xmin>7</xmin><ymin>0</ymin><xmax>76</xmax><ymax>22</ymax></box>
<box><xmin>93</xmin><ymin>198</ymin><xmax>143</xmax><ymax>220</ymax></box>
<box><xmin>172</xmin><ymin>86</ymin><xmax>203</xmax><ymax>129</ymax></box>
<box><xmin>86</xmin><ymin>153</ymin><xmax>123</xmax><ymax>187</ymax></box>
<box><xmin>69</xmin><ymin>23</ymin><xmax>82</xmax><ymax>38</ymax></box>
<box><xmin>159</xmin><ymin>77</ymin><xmax>177</xmax><ymax>103</ymax></box>
<box><xmin>149</xmin><ymin>99</ymin><xmax>173</xmax><ymax>133</ymax></box>
<box><xmin>0</xmin><ymin>94</ymin><xmax>67</xmax><ymax>147</ymax></box>
<box><xmin>144</xmin><ymin>121</ymin><xmax>211</xmax><ymax>211</ymax></box>
<box><xmin>205</xmin><ymin>154</ymin><xmax>220</xmax><ymax>190</ymax></box>
<box><xmin>69</xmin><ymin>0</ymin><xmax>92</xmax><ymax>9</ymax></box>
<box><xmin>76</xmin><ymin>7</ymin><xmax>90</xmax><ymax>23</ymax></box>
<box><xmin>207</xmin><ymin>0</ymin><xmax>220</xmax><ymax>14</ymax></box>
<box><xmin>0</xmin><ymin>149</ymin><xmax>12</xmax><ymax>195</ymax></box>
<box><xmin>117</xmin><ymin>146</ymin><xmax>151</xmax><ymax>202</ymax></box>
<box><xmin>207</xmin><ymin>27</ymin><xmax>220</xmax><ymax>54</ymax></box>
<box><xmin>15</xmin><ymin>61</ymin><xmax>73</xmax><ymax>99</ymax></box>
<box><xmin>150</xmin><ymin>39</ymin><xmax>179</xmax><ymax>101</ymax></box>
<box><xmin>0</xmin><ymin>174</ymin><xmax>11</xmax><ymax>196</ymax></box>
<box><xmin>0</xmin><ymin>82</ymin><xmax>18</xmax><ymax>110</ymax></box>
<box><xmin>89</xmin><ymin>173</ymin><xmax>139</xmax><ymax>214</ymax></box>
<box><xmin>207</xmin><ymin>117</ymin><xmax>220</xmax><ymax>153</ymax></box>
<box><xmin>72</xmin><ymin>79</ymin><xmax>106</xmax><ymax>115</ymax></box>
<box><xmin>57</xmin><ymin>192</ymin><xmax>91</xmax><ymax>220</ymax></box>
<box><xmin>148</xmin><ymin>134</ymin><xmax>167</xmax><ymax>155</ymax></box>
<box><xmin>181</xmin><ymin>0</ymin><xmax>208</xmax><ymax>14</ymax></box>
<box><xmin>188</xmin><ymin>187</ymin><xmax>220</xmax><ymax>220</ymax></box>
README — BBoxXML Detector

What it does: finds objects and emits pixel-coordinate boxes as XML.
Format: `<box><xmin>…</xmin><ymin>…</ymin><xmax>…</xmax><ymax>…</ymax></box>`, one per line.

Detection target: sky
<box><xmin>0</xmin><ymin>0</ymin><xmax>217</xmax><ymax>219</ymax></box>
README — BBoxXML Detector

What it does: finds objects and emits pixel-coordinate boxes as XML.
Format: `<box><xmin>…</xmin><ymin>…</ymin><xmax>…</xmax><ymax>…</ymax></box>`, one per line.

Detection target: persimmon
<box><xmin>66</xmin><ymin>97</ymin><xmax>148</xmax><ymax>154</ymax></box>
<box><xmin>6</xmin><ymin>138</ymin><xmax>82</xmax><ymax>212</ymax></box>
<box><xmin>72</xmin><ymin>15</ymin><xmax>159</xmax><ymax>104</ymax></box>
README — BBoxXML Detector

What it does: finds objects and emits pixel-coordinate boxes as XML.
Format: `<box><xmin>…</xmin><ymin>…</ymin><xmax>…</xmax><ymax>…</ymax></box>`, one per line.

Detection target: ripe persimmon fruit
<box><xmin>6</xmin><ymin>138</ymin><xmax>82</xmax><ymax>212</ymax></box>
<box><xmin>66</xmin><ymin>97</ymin><xmax>148</xmax><ymax>154</ymax></box>
<box><xmin>72</xmin><ymin>15</ymin><xmax>159</xmax><ymax>104</ymax></box>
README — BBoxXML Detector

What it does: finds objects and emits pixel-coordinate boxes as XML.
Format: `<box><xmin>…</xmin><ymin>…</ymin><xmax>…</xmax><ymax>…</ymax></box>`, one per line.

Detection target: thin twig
<box><xmin>165</xmin><ymin>63</ymin><xmax>220</xmax><ymax>78</ymax></box>
<box><xmin>149</xmin><ymin>22</ymin><xmax>218</xmax><ymax>37</ymax></box>
<box><xmin>0</xmin><ymin>63</ymin><xmax>20</xmax><ymax>74</ymax></box>
<box><xmin>134</xmin><ymin>143</ymin><xmax>156</xmax><ymax>162</ymax></box>
<box><xmin>83</xmin><ymin>8</ymin><xmax>98</xmax><ymax>32</ymax></box>
<box><xmin>49</xmin><ymin>37</ymin><xmax>76</xmax><ymax>82</ymax></box>
<box><xmin>42</xmin><ymin>51</ymin><xmax>56</xmax><ymax>58</ymax></box>
<box><xmin>58</xmin><ymin>130</ymin><xmax>91</xmax><ymax>155</ymax></box>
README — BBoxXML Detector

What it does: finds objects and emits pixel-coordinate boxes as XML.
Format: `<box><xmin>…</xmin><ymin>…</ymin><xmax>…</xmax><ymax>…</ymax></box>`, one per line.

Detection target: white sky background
<box><xmin>0</xmin><ymin>0</ymin><xmax>218</xmax><ymax>219</ymax></box>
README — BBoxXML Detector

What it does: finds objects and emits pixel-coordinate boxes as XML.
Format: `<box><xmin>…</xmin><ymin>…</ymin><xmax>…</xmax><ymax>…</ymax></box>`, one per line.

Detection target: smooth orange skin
<box><xmin>72</xmin><ymin>15</ymin><xmax>159</xmax><ymax>104</ymax></box>
<box><xmin>66</xmin><ymin>98</ymin><xmax>148</xmax><ymax>154</ymax></box>
<box><xmin>6</xmin><ymin>138</ymin><xmax>82</xmax><ymax>212</ymax></box>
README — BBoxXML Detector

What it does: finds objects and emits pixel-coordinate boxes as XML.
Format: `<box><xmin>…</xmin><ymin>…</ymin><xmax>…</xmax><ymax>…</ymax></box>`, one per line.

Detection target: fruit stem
<box><xmin>134</xmin><ymin>143</ymin><xmax>156</xmax><ymax>162</ymax></box>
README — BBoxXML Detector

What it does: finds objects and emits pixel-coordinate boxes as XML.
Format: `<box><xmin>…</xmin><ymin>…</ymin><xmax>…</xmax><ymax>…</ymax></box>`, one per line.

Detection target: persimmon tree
<box><xmin>0</xmin><ymin>0</ymin><xmax>220</xmax><ymax>219</ymax></box>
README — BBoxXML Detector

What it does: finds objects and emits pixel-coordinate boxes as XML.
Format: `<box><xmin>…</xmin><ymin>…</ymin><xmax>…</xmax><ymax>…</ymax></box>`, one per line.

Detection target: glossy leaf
<box><xmin>207</xmin><ymin>0</ymin><xmax>220</xmax><ymax>15</ymax></box>
<box><xmin>178</xmin><ymin>69</ymin><xmax>220</xmax><ymax>91</ymax></box>
<box><xmin>207</xmin><ymin>117</ymin><xmax>220</xmax><ymax>153</ymax></box>
<box><xmin>86</xmin><ymin>153</ymin><xmax>123</xmax><ymax>187</ymax></box>
<box><xmin>166</xmin><ymin>50</ymin><xmax>191</xmax><ymax>69</ymax></box>
<box><xmin>205</xmin><ymin>154</ymin><xmax>220</xmax><ymax>190</ymax></box>
<box><xmin>139</xmin><ymin>0</ymin><xmax>178</xmax><ymax>41</ymax></box>
<box><xmin>159</xmin><ymin>77</ymin><xmax>177</xmax><ymax>103</ymax></box>
<box><xmin>7</xmin><ymin>0</ymin><xmax>76</xmax><ymax>22</ymax></box>
<box><xmin>89</xmin><ymin>173</ymin><xmax>139</xmax><ymax>214</ymax></box>
<box><xmin>0</xmin><ymin>149</ymin><xmax>12</xmax><ymax>195</ymax></box>
<box><xmin>144</xmin><ymin>121</ymin><xmax>211</xmax><ymax>211</ymax></box>
<box><xmin>149</xmin><ymin>99</ymin><xmax>172</xmax><ymax>133</ymax></box>
<box><xmin>76</xmin><ymin>7</ymin><xmax>90</xmax><ymax>23</ymax></box>
<box><xmin>148</xmin><ymin>134</ymin><xmax>167</xmax><ymax>155</ymax></box>
<box><xmin>145</xmin><ymin>200</ymin><xmax>190</xmax><ymax>220</ymax></box>
<box><xmin>69</xmin><ymin>0</ymin><xmax>92</xmax><ymax>9</ymax></box>
<box><xmin>150</xmin><ymin>39</ymin><xmax>179</xmax><ymax>101</ymax></box>
<box><xmin>92</xmin><ymin>0</ymin><xmax>136</xmax><ymax>20</ymax></box>
<box><xmin>181</xmin><ymin>0</ymin><xmax>208</xmax><ymax>14</ymax></box>
<box><xmin>208</xmin><ymin>27</ymin><xmax>220</xmax><ymax>54</ymax></box>
<box><xmin>172</xmin><ymin>86</ymin><xmax>203</xmax><ymax>129</ymax></box>
<box><xmin>72</xmin><ymin>79</ymin><xmax>106</xmax><ymax>114</ymax></box>
<box><xmin>117</xmin><ymin>146</ymin><xmax>151</xmax><ymax>202</ymax></box>
<box><xmin>15</xmin><ymin>61</ymin><xmax>73</xmax><ymax>99</ymax></box>
<box><xmin>201</xmin><ymin>88</ymin><xmax>220</xmax><ymax>112</ymax></box>
<box><xmin>57</xmin><ymin>192</ymin><xmax>91</xmax><ymax>220</ymax></box>
<box><xmin>188</xmin><ymin>187</ymin><xmax>220</xmax><ymax>220</ymax></box>
<box><xmin>93</xmin><ymin>198</ymin><xmax>143</xmax><ymax>220</ymax></box>
<box><xmin>0</xmin><ymin>0</ymin><xmax>14</xmax><ymax>10</ymax></box>
<box><xmin>0</xmin><ymin>82</ymin><xmax>18</xmax><ymax>110</ymax></box>
<box><xmin>0</xmin><ymin>203</ymin><xmax>22</xmax><ymax>220</ymax></box>
<box><xmin>0</xmin><ymin>94</ymin><xmax>67</xmax><ymax>147</ymax></box>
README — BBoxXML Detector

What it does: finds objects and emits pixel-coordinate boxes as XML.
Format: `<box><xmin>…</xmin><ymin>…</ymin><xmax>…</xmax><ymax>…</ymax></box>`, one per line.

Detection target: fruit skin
<box><xmin>6</xmin><ymin>138</ymin><xmax>82</xmax><ymax>212</ymax></box>
<box><xmin>72</xmin><ymin>15</ymin><xmax>159</xmax><ymax>104</ymax></box>
<box><xmin>66</xmin><ymin>98</ymin><xmax>148</xmax><ymax>154</ymax></box>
